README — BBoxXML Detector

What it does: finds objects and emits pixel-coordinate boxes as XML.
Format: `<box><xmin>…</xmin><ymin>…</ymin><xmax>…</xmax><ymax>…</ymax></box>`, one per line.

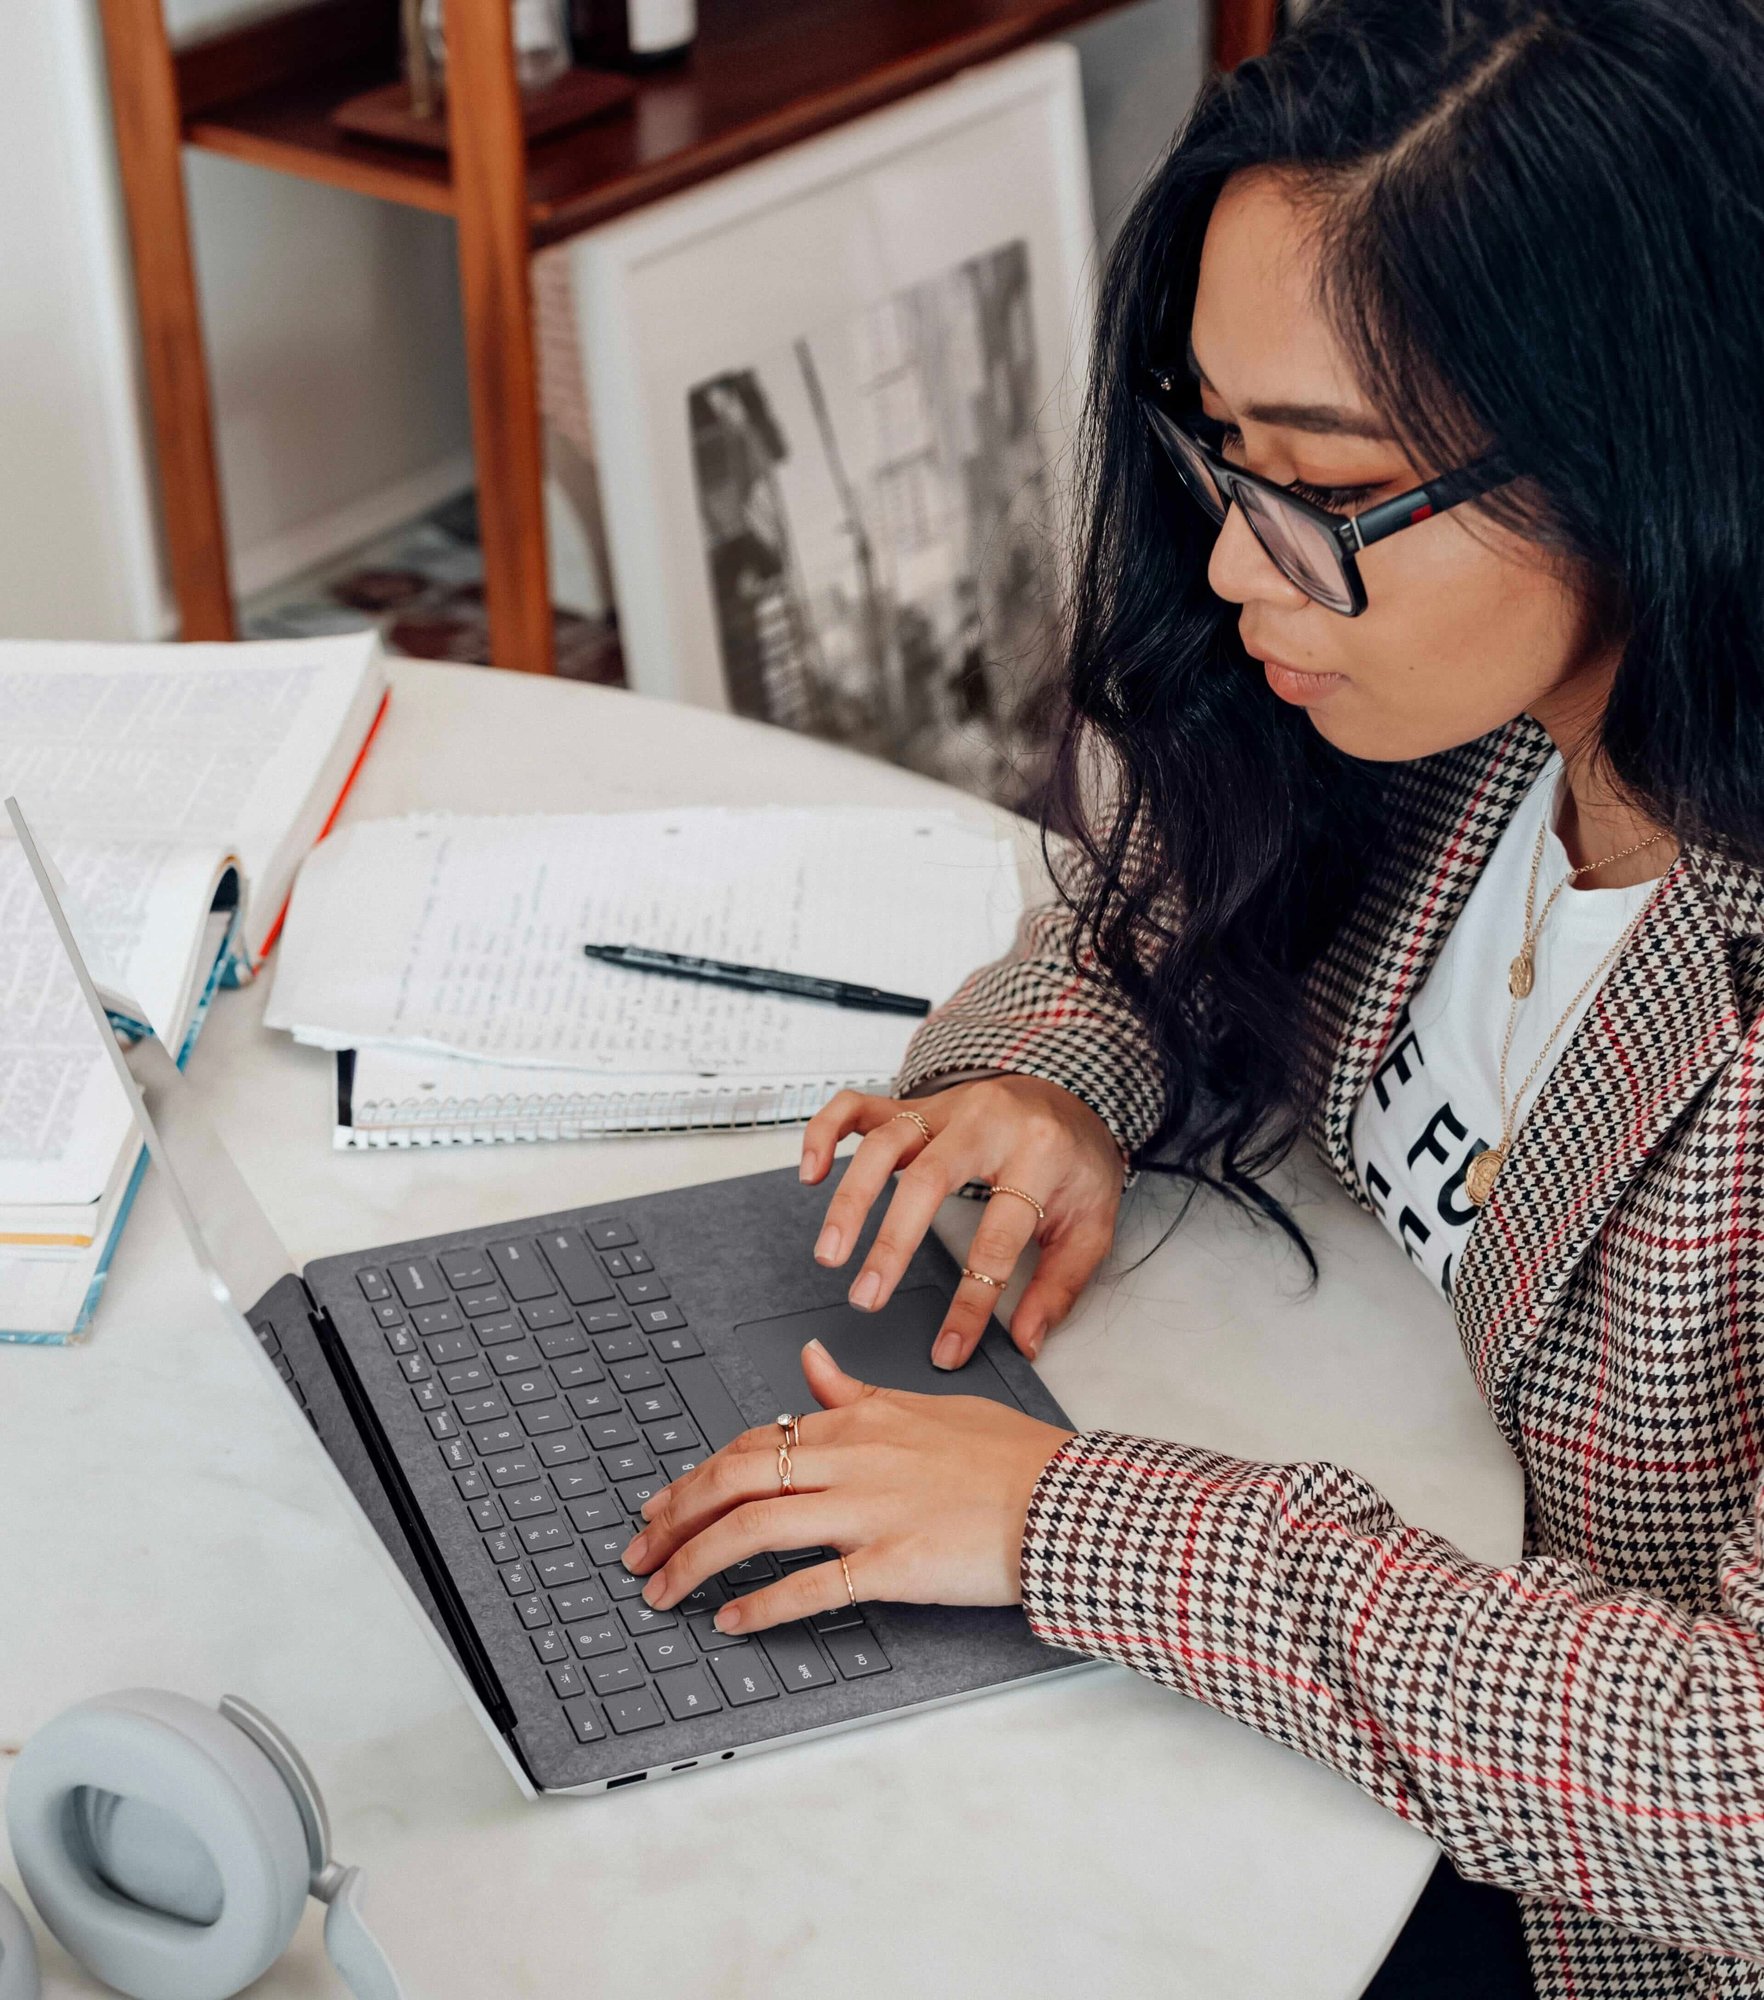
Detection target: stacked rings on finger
<box><xmin>989</xmin><ymin>1182</ymin><xmax>1047</xmax><ymax>1225</ymax></box>
<box><xmin>776</xmin><ymin>1412</ymin><xmax>800</xmax><ymax>1495</ymax></box>
<box><xmin>888</xmin><ymin>1108</ymin><xmax>934</xmax><ymax>1146</ymax></box>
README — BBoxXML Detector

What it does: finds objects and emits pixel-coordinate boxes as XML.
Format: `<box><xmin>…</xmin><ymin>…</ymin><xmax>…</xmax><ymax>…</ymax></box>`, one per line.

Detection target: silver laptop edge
<box><xmin>7</xmin><ymin>796</ymin><xmax>540</xmax><ymax>1802</ymax></box>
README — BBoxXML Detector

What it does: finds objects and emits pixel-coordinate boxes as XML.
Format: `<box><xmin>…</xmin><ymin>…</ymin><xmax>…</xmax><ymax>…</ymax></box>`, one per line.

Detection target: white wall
<box><xmin>0</xmin><ymin>0</ymin><xmax>1202</xmax><ymax>644</ymax></box>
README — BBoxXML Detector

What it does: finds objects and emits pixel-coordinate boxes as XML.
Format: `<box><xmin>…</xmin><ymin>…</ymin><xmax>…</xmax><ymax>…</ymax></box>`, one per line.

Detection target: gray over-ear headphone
<box><xmin>0</xmin><ymin>1690</ymin><xmax>405</xmax><ymax>2000</ymax></box>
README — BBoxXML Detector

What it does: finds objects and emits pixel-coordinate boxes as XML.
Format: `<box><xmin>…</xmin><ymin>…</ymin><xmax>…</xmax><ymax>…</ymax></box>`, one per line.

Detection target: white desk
<box><xmin>0</xmin><ymin>661</ymin><xmax>1523</xmax><ymax>2000</ymax></box>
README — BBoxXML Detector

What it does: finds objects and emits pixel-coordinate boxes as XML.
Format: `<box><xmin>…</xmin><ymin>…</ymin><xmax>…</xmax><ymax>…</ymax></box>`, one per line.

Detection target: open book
<box><xmin>0</xmin><ymin>632</ymin><xmax>387</xmax><ymax>1339</ymax></box>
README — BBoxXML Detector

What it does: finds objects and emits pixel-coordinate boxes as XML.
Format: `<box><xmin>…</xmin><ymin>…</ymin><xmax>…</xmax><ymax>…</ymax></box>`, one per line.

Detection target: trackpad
<box><xmin>733</xmin><ymin>1287</ymin><xmax>1023</xmax><ymax>1415</ymax></box>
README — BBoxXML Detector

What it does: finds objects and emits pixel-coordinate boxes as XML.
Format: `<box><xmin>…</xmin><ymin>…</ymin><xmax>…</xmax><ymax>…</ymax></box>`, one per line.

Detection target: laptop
<box><xmin>11</xmin><ymin>799</ymin><xmax>1092</xmax><ymax>1799</ymax></box>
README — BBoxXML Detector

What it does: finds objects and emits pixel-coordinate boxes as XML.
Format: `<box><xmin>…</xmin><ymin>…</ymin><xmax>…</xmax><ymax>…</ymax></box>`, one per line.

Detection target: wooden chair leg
<box><xmin>446</xmin><ymin>0</ymin><xmax>555</xmax><ymax>675</ymax></box>
<box><xmin>1215</xmin><ymin>0</ymin><xmax>1280</xmax><ymax>69</ymax></box>
<box><xmin>97</xmin><ymin>0</ymin><xmax>235</xmax><ymax>639</ymax></box>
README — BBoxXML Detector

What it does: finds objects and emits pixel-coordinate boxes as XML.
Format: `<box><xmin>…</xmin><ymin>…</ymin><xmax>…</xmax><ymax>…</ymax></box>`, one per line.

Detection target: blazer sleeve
<box><xmin>1018</xmin><ymin>1430</ymin><xmax>1764</xmax><ymax>1962</ymax></box>
<box><xmin>892</xmin><ymin>893</ymin><xmax>1171</xmax><ymax>1170</ymax></box>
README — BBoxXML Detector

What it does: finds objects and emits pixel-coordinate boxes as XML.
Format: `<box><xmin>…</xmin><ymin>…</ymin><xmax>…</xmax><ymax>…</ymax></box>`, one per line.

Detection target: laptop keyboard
<box><xmin>352</xmin><ymin>1215</ymin><xmax>891</xmax><ymax>1753</ymax></box>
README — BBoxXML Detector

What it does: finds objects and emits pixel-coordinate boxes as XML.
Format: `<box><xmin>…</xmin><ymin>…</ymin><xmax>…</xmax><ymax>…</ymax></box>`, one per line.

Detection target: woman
<box><xmin>620</xmin><ymin>1</ymin><xmax>1764</xmax><ymax>1991</ymax></box>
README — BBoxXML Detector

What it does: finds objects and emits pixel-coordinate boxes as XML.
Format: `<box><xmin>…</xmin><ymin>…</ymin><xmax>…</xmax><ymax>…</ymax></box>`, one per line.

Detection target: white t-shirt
<box><xmin>1348</xmin><ymin>754</ymin><xmax>1658</xmax><ymax>1301</ymax></box>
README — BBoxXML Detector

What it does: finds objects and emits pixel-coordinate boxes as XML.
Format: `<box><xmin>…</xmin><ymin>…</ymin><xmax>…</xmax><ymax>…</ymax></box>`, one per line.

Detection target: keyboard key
<box><xmin>598</xmin><ymin>1564</ymin><xmax>647</xmax><ymax>1600</ymax></box>
<box><xmin>535</xmin><ymin>1227</ymin><xmax>615</xmax><ymax>1306</ymax></box>
<box><xmin>722</xmin><ymin>1555</ymin><xmax>778</xmax><ymax>1590</ymax></box>
<box><xmin>484</xmin><ymin>1528</ymin><xmax>521</xmax><ymax>1564</ymax></box>
<box><xmin>643</xmin><ymin>1416</ymin><xmax>702</xmax><ymax>1454</ymax></box>
<box><xmin>671</xmin><ymin>1357</ymin><xmax>743</xmax><ymax>1448</ymax></box>
<box><xmin>505</xmin><ymin>1371</ymin><xmax>554</xmax><ymax>1406</ymax></box>
<box><xmin>468</xmin><ymin>1494</ymin><xmax>503</xmax><ymax>1530</ymax></box>
<box><xmin>567</xmin><ymin>1383</ymin><xmax>621</xmax><ymax>1421</ymax></box>
<box><xmin>586</xmin><ymin>1217</ymin><xmax>637</xmax><ymax>1250</ymax></box>
<box><xmin>411</xmin><ymin>1379</ymin><xmax>445</xmax><ymax>1412</ymax></box>
<box><xmin>760</xmin><ymin>1623</ymin><xmax>835</xmax><ymax>1691</ymax></box>
<box><xmin>823</xmin><ymin>1626</ymin><xmax>891</xmax><ymax>1679</ymax></box>
<box><xmin>708</xmin><ymin>1650</ymin><xmax>781</xmax><ymax>1706</ymax></box>
<box><xmin>358</xmin><ymin>1269</ymin><xmax>392</xmax><ymax>1302</ymax></box>
<box><xmin>606</xmin><ymin>1688</ymin><xmax>664</xmax><ymax>1735</ymax></box>
<box><xmin>531</xmin><ymin>1627</ymin><xmax>568</xmax><ymax>1664</ymax></box>
<box><xmin>551</xmin><ymin>1463</ymin><xmax>605</xmax><ymax>1500</ymax></box>
<box><xmin>688</xmin><ymin>1611</ymin><xmax>746</xmax><ymax>1649</ymax></box>
<box><xmin>619</xmin><ymin>1600</ymin><xmax>677</xmax><ymax>1636</ymax></box>
<box><xmin>502</xmin><ymin>1482</ymin><xmax>556</xmax><ymax>1520</ymax></box>
<box><xmin>499</xmin><ymin>1559</ymin><xmax>537</xmax><ymax>1595</ymax></box>
<box><xmin>455</xmin><ymin>1388</ymin><xmax>508</xmax><ymax>1424</ymax></box>
<box><xmin>442</xmin><ymin>1358</ymin><xmax>491</xmax><ymax>1394</ymax></box>
<box><xmin>625</xmin><ymin>1248</ymin><xmax>654</xmax><ymax>1275</ymax></box>
<box><xmin>678</xmin><ymin>1581</ymin><xmax>722</xmax><ymax>1615</ymax></box>
<box><xmin>548</xmin><ymin>1660</ymin><xmax>587</xmax><ymax>1699</ymax></box>
<box><xmin>459</xmin><ymin>1286</ymin><xmax>510</xmax><ymax>1318</ymax></box>
<box><xmin>536</xmin><ymin>1548</ymin><xmax>590</xmax><ymax>1588</ymax></box>
<box><xmin>562</xmin><ymin>1696</ymin><xmax>606</xmax><ymax>1743</ymax></box>
<box><xmin>471</xmin><ymin>1417</ymin><xmax>524</xmax><ymax>1456</ymax></box>
<box><xmin>521</xmin><ymin>1400</ymin><xmax>570</xmax><ymax>1435</ymax></box>
<box><xmin>520</xmin><ymin>1519</ymin><xmax>571</xmax><ymax>1554</ymax></box>
<box><xmin>512</xmin><ymin>1591</ymin><xmax>549</xmax><ymax>1629</ymax></box>
<box><xmin>454</xmin><ymin>1466</ymin><xmax>489</xmax><ymax>1500</ymax></box>
<box><xmin>638</xmin><ymin>1630</ymin><xmax>694</xmax><ymax>1672</ymax></box>
<box><xmin>439</xmin><ymin>1248</ymin><xmax>492</xmax><ymax>1289</ymax></box>
<box><xmin>488</xmin><ymin>1239</ymin><xmax>555</xmax><ymax>1302</ymax></box>
<box><xmin>399</xmin><ymin>1355</ymin><xmax>432</xmax><ymax>1383</ymax></box>
<box><xmin>469</xmin><ymin>1312</ymin><xmax>520</xmax><ymax>1346</ymax></box>
<box><xmin>658</xmin><ymin>1665</ymin><xmax>723</xmax><ymax>1722</ymax></box>
<box><xmin>552</xmin><ymin>1352</ymin><xmax>605</xmax><ymax>1389</ymax></box>
<box><xmin>566</xmin><ymin>1495</ymin><xmax>624</xmax><ymax>1534</ymax></box>
<box><xmin>521</xmin><ymin>1298</ymin><xmax>574</xmax><ymax>1331</ymax></box>
<box><xmin>776</xmin><ymin>1547</ymin><xmax>826</xmax><ymax>1570</ymax></box>
<box><xmin>589</xmin><ymin>1656</ymin><xmax>644</xmax><ymax>1697</ymax></box>
<box><xmin>583</xmin><ymin>1411</ymin><xmax>637</xmax><ymax>1450</ymax></box>
<box><xmin>591</xmin><ymin>1328</ymin><xmax>644</xmax><ymax>1361</ymax></box>
<box><xmin>537</xmin><ymin>1327</ymin><xmax>590</xmax><ymax>1361</ymax></box>
<box><xmin>636</xmin><ymin>1303</ymin><xmax>688</xmax><ymax>1336</ymax></box>
<box><xmin>600</xmin><ymin>1250</ymin><xmax>635</xmax><ymax>1279</ymax></box>
<box><xmin>583</xmin><ymin>1525</ymin><xmax>636</xmax><ymax>1566</ymax></box>
<box><xmin>413</xmin><ymin>1302</ymin><xmax>462</xmax><ymax>1335</ymax></box>
<box><xmin>390</xmin><ymin>1257</ymin><xmax>444</xmax><ymax>1307</ymax></box>
<box><xmin>628</xmin><ymin>1387</ymin><xmax>681</xmax><ymax>1423</ymax></box>
<box><xmin>613</xmin><ymin>1357</ymin><xmax>665</xmax><ymax>1394</ymax></box>
<box><xmin>440</xmin><ymin>1439</ymin><xmax>474</xmax><ymax>1471</ymax></box>
<box><xmin>551</xmin><ymin>1581</ymin><xmax>612</xmax><ymax>1624</ymax></box>
<box><xmin>488</xmin><ymin>1451</ymin><xmax>541</xmax><ymax>1488</ymax></box>
<box><xmin>651</xmin><ymin>1327</ymin><xmax>704</xmax><ymax>1363</ymax></box>
<box><xmin>570</xmin><ymin>1619</ymin><xmax>626</xmax><ymax>1659</ymax></box>
<box><xmin>661</xmin><ymin>1450</ymin><xmax>708</xmax><ymax>1481</ymax></box>
<box><xmin>616</xmin><ymin>1474</ymin><xmax>666</xmax><ymax>1512</ymax></box>
<box><xmin>373</xmin><ymin>1301</ymin><xmax>405</xmax><ymax>1328</ymax></box>
<box><xmin>487</xmin><ymin>1340</ymin><xmax>542</xmax><ymax>1376</ymax></box>
<box><xmin>600</xmin><ymin>1446</ymin><xmax>656</xmax><ymax>1483</ymax></box>
<box><xmin>427</xmin><ymin>1410</ymin><xmax>461</xmax><ymax>1441</ymax></box>
<box><xmin>535</xmin><ymin>1433</ymin><xmax>592</xmax><ymax>1468</ymax></box>
<box><xmin>425</xmin><ymin>1332</ymin><xmax>474</xmax><ymax>1365</ymax></box>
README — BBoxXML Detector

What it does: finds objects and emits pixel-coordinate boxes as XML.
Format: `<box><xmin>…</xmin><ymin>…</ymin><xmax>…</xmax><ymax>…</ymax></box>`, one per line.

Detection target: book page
<box><xmin>267</xmin><ymin>808</ymin><xmax>1023</xmax><ymax>1076</ymax></box>
<box><xmin>0</xmin><ymin>631</ymin><xmax>381</xmax><ymax>952</ymax></box>
<box><xmin>0</xmin><ymin>839</ymin><xmax>226</xmax><ymax>1209</ymax></box>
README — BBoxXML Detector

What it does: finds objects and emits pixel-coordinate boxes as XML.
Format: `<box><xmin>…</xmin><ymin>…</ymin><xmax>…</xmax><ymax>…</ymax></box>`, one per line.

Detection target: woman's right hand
<box><xmin>798</xmin><ymin>1075</ymin><xmax>1128</xmax><ymax>1371</ymax></box>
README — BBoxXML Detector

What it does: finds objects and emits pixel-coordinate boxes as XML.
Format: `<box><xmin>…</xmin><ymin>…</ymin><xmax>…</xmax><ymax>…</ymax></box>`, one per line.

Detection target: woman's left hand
<box><xmin>619</xmin><ymin>1338</ymin><xmax>1076</xmax><ymax>1635</ymax></box>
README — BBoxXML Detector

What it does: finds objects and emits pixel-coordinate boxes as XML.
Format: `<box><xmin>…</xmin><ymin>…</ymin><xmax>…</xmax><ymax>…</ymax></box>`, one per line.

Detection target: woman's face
<box><xmin>1188</xmin><ymin>168</ymin><xmax>1613</xmax><ymax>763</ymax></box>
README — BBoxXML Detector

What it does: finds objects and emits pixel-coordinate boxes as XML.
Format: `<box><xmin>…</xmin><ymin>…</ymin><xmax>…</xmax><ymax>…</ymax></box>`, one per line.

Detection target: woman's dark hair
<box><xmin>1049</xmin><ymin>0</ymin><xmax>1764</xmax><ymax>1270</ymax></box>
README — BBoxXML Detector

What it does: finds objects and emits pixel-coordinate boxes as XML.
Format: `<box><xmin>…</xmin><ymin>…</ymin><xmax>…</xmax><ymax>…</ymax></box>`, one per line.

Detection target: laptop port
<box><xmin>607</xmin><ymin>1772</ymin><xmax>648</xmax><ymax>1789</ymax></box>
<box><xmin>672</xmin><ymin>1761</ymin><xmax>697</xmax><ymax>1772</ymax></box>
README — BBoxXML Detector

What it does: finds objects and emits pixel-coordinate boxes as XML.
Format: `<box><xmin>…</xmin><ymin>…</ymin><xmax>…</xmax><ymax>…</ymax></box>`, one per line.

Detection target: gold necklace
<box><xmin>1508</xmin><ymin>818</ymin><xmax>1672</xmax><ymax>999</ymax></box>
<box><xmin>1466</xmin><ymin>849</ymin><xmax>1673</xmax><ymax>1208</ymax></box>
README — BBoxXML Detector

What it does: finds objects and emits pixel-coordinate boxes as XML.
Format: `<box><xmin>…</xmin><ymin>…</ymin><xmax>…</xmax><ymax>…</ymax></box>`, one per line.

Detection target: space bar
<box><xmin>670</xmin><ymin>1356</ymin><xmax>747</xmax><ymax>1451</ymax></box>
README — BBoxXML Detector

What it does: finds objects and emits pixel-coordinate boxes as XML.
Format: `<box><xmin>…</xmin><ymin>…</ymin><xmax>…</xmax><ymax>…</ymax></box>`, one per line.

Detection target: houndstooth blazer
<box><xmin>896</xmin><ymin>714</ymin><xmax>1764</xmax><ymax>1999</ymax></box>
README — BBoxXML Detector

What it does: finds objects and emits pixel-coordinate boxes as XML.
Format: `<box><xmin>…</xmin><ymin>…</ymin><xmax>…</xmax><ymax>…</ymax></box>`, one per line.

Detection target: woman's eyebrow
<box><xmin>1185</xmin><ymin>338</ymin><xmax>1397</xmax><ymax>442</ymax></box>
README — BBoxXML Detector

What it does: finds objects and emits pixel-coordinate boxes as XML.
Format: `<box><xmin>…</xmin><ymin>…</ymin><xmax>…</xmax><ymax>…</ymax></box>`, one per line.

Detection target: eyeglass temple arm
<box><xmin>1344</xmin><ymin>456</ymin><xmax>1511</xmax><ymax>553</ymax></box>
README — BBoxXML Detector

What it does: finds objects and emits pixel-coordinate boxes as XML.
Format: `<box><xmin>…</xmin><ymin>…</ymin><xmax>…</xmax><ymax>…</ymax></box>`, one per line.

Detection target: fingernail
<box><xmin>623</xmin><ymin>1533</ymin><xmax>648</xmax><ymax>1566</ymax></box>
<box><xmin>806</xmin><ymin>1338</ymin><xmax>831</xmax><ymax>1359</ymax></box>
<box><xmin>642</xmin><ymin>1574</ymin><xmax>664</xmax><ymax>1604</ymax></box>
<box><xmin>850</xmin><ymin>1269</ymin><xmax>882</xmax><ymax>1311</ymax></box>
<box><xmin>799</xmin><ymin>1151</ymin><xmax>817</xmax><ymax>1182</ymax></box>
<box><xmin>932</xmin><ymin>1331</ymin><xmax>962</xmax><ymax>1370</ymax></box>
<box><xmin>1020</xmin><ymin>1319</ymin><xmax>1045</xmax><ymax>1360</ymax></box>
<box><xmin>714</xmin><ymin>1604</ymin><xmax>741</xmax><ymax>1632</ymax></box>
<box><xmin>815</xmin><ymin>1225</ymin><xmax>844</xmax><ymax>1265</ymax></box>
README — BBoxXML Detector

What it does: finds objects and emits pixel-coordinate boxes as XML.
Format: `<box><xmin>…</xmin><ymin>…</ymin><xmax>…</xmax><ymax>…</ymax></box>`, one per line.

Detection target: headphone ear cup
<box><xmin>5</xmin><ymin>1691</ymin><xmax>310</xmax><ymax>2000</ymax></box>
<box><xmin>0</xmin><ymin>1884</ymin><xmax>40</xmax><ymax>2000</ymax></box>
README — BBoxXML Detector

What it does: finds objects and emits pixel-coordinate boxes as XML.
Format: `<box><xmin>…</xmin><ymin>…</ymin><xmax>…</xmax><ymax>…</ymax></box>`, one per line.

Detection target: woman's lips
<box><xmin>1256</xmin><ymin>655</ymin><xmax>1348</xmax><ymax>706</ymax></box>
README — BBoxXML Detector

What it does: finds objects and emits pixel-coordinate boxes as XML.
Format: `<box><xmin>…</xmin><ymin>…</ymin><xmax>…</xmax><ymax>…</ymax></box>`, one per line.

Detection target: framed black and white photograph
<box><xmin>559</xmin><ymin>45</ymin><xmax>1094</xmax><ymax>805</ymax></box>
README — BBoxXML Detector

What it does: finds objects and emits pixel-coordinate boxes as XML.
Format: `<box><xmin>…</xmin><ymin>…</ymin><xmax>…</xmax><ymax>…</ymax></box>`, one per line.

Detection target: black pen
<box><xmin>582</xmin><ymin>943</ymin><xmax>931</xmax><ymax>1017</ymax></box>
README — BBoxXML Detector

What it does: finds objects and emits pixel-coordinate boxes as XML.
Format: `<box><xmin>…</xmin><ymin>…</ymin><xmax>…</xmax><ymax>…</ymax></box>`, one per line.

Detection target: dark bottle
<box><xmin>571</xmin><ymin>0</ymin><xmax>697</xmax><ymax>68</ymax></box>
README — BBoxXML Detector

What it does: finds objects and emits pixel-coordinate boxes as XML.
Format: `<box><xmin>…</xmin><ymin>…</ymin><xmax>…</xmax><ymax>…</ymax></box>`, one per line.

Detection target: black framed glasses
<box><xmin>1138</xmin><ymin>371</ymin><xmax>1512</xmax><ymax>616</ymax></box>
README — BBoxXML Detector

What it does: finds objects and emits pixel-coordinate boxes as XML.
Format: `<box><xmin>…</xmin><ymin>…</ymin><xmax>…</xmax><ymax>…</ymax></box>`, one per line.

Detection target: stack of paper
<box><xmin>264</xmin><ymin>807</ymin><xmax>1023</xmax><ymax>1145</ymax></box>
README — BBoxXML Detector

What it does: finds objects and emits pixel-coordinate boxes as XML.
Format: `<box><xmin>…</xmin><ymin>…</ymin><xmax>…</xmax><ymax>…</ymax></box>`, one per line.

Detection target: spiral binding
<box><xmin>340</xmin><ymin>1074</ymin><xmax>896</xmax><ymax>1148</ymax></box>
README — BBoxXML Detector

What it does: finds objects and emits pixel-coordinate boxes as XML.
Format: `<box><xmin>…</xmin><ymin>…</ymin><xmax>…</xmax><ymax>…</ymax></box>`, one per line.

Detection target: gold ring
<box><xmin>960</xmin><ymin>1265</ymin><xmax>1007</xmax><ymax>1291</ymax></box>
<box><xmin>989</xmin><ymin>1182</ymin><xmax>1046</xmax><ymax>1225</ymax></box>
<box><xmin>839</xmin><ymin>1553</ymin><xmax>857</xmax><ymax>1607</ymax></box>
<box><xmin>777</xmin><ymin>1444</ymin><xmax>794</xmax><ymax>1494</ymax></box>
<box><xmin>888</xmin><ymin>1109</ymin><xmax>934</xmax><ymax>1147</ymax></box>
<box><xmin>777</xmin><ymin>1412</ymin><xmax>801</xmax><ymax>1450</ymax></box>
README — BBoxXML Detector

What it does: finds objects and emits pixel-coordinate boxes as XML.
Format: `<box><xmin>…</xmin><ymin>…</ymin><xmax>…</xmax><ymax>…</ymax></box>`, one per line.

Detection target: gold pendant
<box><xmin>1508</xmin><ymin>950</ymin><xmax>1534</xmax><ymax>999</ymax></box>
<box><xmin>1465</xmin><ymin>1146</ymin><xmax>1505</xmax><ymax>1207</ymax></box>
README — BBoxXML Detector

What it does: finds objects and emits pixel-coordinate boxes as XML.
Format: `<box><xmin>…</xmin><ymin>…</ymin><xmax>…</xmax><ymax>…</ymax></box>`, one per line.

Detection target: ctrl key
<box><xmin>823</xmin><ymin>1625</ymin><xmax>891</xmax><ymax>1679</ymax></box>
<box><xmin>562</xmin><ymin>1696</ymin><xmax>606</xmax><ymax>1745</ymax></box>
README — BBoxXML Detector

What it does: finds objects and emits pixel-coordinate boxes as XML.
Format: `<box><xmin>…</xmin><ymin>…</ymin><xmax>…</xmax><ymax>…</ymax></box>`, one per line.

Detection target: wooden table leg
<box><xmin>97</xmin><ymin>0</ymin><xmax>235</xmax><ymax>639</ymax></box>
<box><xmin>445</xmin><ymin>0</ymin><xmax>555</xmax><ymax>675</ymax></box>
<box><xmin>1215</xmin><ymin>0</ymin><xmax>1280</xmax><ymax>68</ymax></box>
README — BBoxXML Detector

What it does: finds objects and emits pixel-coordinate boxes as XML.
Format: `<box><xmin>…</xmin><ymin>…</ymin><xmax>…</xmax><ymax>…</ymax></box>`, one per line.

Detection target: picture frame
<box><xmin>554</xmin><ymin>44</ymin><xmax>1095</xmax><ymax>802</ymax></box>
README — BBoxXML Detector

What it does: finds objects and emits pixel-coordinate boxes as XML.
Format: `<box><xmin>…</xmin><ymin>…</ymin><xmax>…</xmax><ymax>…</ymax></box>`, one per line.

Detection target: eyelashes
<box><xmin>1194</xmin><ymin>417</ymin><xmax>1379</xmax><ymax>515</ymax></box>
